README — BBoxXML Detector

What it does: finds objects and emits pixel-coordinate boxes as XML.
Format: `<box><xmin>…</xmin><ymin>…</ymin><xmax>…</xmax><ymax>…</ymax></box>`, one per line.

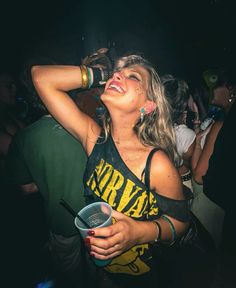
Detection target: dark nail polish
<box><xmin>87</xmin><ymin>230</ymin><xmax>95</xmax><ymax>236</ymax></box>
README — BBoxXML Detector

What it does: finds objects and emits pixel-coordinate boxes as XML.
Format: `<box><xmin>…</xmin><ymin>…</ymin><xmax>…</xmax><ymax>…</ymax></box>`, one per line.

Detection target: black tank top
<box><xmin>83</xmin><ymin>133</ymin><xmax>160</xmax><ymax>275</ymax></box>
<box><xmin>83</xmin><ymin>133</ymin><xmax>160</xmax><ymax>219</ymax></box>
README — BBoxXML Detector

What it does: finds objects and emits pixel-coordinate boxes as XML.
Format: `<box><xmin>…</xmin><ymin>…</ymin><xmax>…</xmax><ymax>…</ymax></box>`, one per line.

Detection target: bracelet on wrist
<box><xmin>92</xmin><ymin>67</ymin><xmax>108</xmax><ymax>86</ymax></box>
<box><xmin>153</xmin><ymin>220</ymin><xmax>162</xmax><ymax>242</ymax></box>
<box><xmin>161</xmin><ymin>215</ymin><xmax>177</xmax><ymax>243</ymax></box>
<box><xmin>80</xmin><ymin>65</ymin><xmax>89</xmax><ymax>89</ymax></box>
<box><xmin>79</xmin><ymin>65</ymin><xmax>110</xmax><ymax>89</ymax></box>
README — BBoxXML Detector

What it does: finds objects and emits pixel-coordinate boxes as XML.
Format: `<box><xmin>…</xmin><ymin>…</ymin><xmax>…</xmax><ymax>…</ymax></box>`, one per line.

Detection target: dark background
<box><xmin>1</xmin><ymin>0</ymin><xmax>235</xmax><ymax>86</ymax></box>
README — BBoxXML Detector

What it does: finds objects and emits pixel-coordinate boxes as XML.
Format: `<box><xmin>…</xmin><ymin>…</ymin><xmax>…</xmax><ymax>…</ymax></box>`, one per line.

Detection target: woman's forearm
<box><xmin>31</xmin><ymin>65</ymin><xmax>83</xmax><ymax>93</ymax></box>
<box><xmin>31</xmin><ymin>65</ymin><xmax>101</xmax><ymax>148</ymax></box>
<box><xmin>191</xmin><ymin>140</ymin><xmax>202</xmax><ymax>171</ymax></box>
<box><xmin>191</xmin><ymin>140</ymin><xmax>204</xmax><ymax>183</ymax></box>
<box><xmin>138</xmin><ymin>216</ymin><xmax>188</xmax><ymax>244</ymax></box>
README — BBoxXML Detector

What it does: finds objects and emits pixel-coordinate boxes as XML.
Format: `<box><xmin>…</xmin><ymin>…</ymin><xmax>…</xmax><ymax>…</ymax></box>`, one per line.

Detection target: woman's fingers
<box><xmin>86</xmin><ymin>228</ymin><xmax>123</xmax><ymax>259</ymax></box>
<box><xmin>90</xmin><ymin>241</ymin><xmax>123</xmax><ymax>259</ymax></box>
<box><xmin>86</xmin><ymin>217</ymin><xmax>137</xmax><ymax>257</ymax></box>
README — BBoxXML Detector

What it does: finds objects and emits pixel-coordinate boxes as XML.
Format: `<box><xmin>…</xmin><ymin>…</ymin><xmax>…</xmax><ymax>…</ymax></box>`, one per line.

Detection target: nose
<box><xmin>112</xmin><ymin>71</ymin><xmax>122</xmax><ymax>81</ymax></box>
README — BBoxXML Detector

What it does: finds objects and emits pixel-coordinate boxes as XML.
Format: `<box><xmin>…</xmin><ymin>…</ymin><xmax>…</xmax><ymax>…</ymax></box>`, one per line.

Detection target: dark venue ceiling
<box><xmin>1</xmin><ymin>0</ymin><xmax>235</xmax><ymax>86</ymax></box>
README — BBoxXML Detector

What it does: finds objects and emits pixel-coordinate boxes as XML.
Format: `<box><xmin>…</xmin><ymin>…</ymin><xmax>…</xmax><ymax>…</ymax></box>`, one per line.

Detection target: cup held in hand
<box><xmin>74</xmin><ymin>201</ymin><xmax>113</xmax><ymax>267</ymax></box>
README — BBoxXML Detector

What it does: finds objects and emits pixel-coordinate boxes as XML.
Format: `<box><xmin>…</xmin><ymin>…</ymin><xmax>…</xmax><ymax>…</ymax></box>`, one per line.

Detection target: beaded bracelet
<box><xmin>161</xmin><ymin>215</ymin><xmax>177</xmax><ymax>243</ymax></box>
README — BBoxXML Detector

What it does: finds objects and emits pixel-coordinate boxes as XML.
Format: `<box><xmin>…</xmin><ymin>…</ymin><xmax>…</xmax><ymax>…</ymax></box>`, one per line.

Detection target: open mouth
<box><xmin>107</xmin><ymin>82</ymin><xmax>125</xmax><ymax>93</ymax></box>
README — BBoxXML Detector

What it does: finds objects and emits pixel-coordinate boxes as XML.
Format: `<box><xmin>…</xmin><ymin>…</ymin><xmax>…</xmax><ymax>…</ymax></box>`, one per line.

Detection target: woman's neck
<box><xmin>111</xmin><ymin>121</ymin><xmax>138</xmax><ymax>145</ymax></box>
<box><xmin>109</xmin><ymin>110</ymin><xmax>141</xmax><ymax>144</ymax></box>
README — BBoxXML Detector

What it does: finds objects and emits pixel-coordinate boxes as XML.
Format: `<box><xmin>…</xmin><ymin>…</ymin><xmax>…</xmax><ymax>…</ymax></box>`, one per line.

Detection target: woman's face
<box><xmin>212</xmin><ymin>85</ymin><xmax>230</xmax><ymax>109</ymax></box>
<box><xmin>101</xmin><ymin>65</ymin><xmax>149</xmax><ymax>113</ymax></box>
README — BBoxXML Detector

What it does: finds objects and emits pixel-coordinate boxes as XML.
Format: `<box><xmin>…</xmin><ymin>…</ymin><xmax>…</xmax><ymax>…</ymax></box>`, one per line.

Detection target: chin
<box><xmin>100</xmin><ymin>91</ymin><xmax>112</xmax><ymax>102</ymax></box>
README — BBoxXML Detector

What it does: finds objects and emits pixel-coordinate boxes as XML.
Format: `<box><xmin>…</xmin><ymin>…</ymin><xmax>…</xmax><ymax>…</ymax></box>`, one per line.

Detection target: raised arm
<box><xmin>31</xmin><ymin>65</ymin><xmax>101</xmax><ymax>154</ymax></box>
<box><xmin>192</xmin><ymin>121</ymin><xmax>223</xmax><ymax>184</ymax></box>
<box><xmin>179</xmin><ymin>137</ymin><xmax>195</xmax><ymax>174</ymax></box>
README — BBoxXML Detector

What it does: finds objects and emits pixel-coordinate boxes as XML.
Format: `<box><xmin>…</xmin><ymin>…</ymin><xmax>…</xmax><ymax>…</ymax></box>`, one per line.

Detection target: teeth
<box><xmin>109</xmin><ymin>84</ymin><xmax>123</xmax><ymax>93</ymax></box>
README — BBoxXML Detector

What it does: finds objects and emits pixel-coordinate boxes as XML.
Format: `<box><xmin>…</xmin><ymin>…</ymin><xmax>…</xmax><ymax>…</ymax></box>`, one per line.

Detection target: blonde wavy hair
<box><xmin>101</xmin><ymin>54</ymin><xmax>180</xmax><ymax>166</ymax></box>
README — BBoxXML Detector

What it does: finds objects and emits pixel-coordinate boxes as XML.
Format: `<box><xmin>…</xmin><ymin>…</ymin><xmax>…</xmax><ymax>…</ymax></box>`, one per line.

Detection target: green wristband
<box><xmin>161</xmin><ymin>215</ymin><xmax>177</xmax><ymax>242</ymax></box>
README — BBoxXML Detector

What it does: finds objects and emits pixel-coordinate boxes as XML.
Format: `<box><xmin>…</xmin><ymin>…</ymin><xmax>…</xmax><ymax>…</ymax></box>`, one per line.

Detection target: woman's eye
<box><xmin>128</xmin><ymin>74</ymin><xmax>140</xmax><ymax>81</ymax></box>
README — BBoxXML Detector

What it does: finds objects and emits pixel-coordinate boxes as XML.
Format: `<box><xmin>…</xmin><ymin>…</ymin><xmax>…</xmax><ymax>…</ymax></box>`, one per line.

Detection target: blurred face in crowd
<box><xmin>212</xmin><ymin>85</ymin><xmax>233</xmax><ymax>111</ymax></box>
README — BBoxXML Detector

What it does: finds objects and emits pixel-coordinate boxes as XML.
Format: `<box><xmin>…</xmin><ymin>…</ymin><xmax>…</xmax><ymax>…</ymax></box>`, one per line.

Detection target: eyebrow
<box><xmin>128</xmin><ymin>68</ymin><xmax>140</xmax><ymax>73</ymax></box>
<box><xmin>126</xmin><ymin>68</ymin><xmax>143</xmax><ymax>79</ymax></box>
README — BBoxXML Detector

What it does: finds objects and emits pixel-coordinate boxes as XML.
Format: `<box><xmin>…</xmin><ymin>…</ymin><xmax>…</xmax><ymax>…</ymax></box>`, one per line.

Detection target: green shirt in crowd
<box><xmin>7</xmin><ymin>116</ymin><xmax>87</xmax><ymax>236</ymax></box>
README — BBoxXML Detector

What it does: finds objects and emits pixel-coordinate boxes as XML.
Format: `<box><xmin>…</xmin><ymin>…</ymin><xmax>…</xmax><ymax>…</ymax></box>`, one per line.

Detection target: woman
<box><xmin>203</xmin><ymin>72</ymin><xmax>236</xmax><ymax>275</ymax></box>
<box><xmin>32</xmin><ymin>54</ymin><xmax>190</xmax><ymax>287</ymax></box>
<box><xmin>161</xmin><ymin>74</ymin><xmax>196</xmax><ymax>194</ymax></box>
<box><xmin>191</xmin><ymin>69</ymin><xmax>234</xmax><ymax>248</ymax></box>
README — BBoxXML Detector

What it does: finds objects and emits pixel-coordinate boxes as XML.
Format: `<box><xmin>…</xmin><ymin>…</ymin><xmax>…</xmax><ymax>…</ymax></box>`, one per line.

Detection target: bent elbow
<box><xmin>31</xmin><ymin>65</ymin><xmax>44</xmax><ymax>87</ymax></box>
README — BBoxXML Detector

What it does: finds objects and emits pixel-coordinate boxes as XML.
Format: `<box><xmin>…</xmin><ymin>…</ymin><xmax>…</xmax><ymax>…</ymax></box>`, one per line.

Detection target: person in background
<box><xmin>191</xmin><ymin>68</ymin><xmax>235</xmax><ymax>248</ymax></box>
<box><xmin>0</xmin><ymin>70</ymin><xmax>25</xmax><ymax>173</ymax></box>
<box><xmin>6</xmin><ymin>57</ymin><xmax>90</xmax><ymax>288</ymax></box>
<box><xmin>0</xmin><ymin>69</ymin><xmax>28</xmax><ymax>288</ymax></box>
<box><xmin>159</xmin><ymin>74</ymin><xmax>219</xmax><ymax>288</ymax></box>
<box><xmin>31</xmin><ymin>52</ymin><xmax>191</xmax><ymax>288</ymax></box>
<box><xmin>186</xmin><ymin>94</ymin><xmax>201</xmax><ymax>132</ymax></box>
<box><xmin>161</xmin><ymin>74</ymin><xmax>196</xmax><ymax>195</ymax></box>
<box><xmin>75</xmin><ymin>87</ymin><xmax>104</xmax><ymax>122</ymax></box>
<box><xmin>203</xmin><ymin>68</ymin><xmax>236</xmax><ymax>285</ymax></box>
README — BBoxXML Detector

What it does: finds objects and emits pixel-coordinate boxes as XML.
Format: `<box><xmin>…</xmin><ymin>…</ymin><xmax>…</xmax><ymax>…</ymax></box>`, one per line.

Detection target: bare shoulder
<box><xmin>150</xmin><ymin>150</ymin><xmax>176</xmax><ymax>173</ymax></box>
<box><xmin>149</xmin><ymin>150</ymin><xmax>184</xmax><ymax>200</ymax></box>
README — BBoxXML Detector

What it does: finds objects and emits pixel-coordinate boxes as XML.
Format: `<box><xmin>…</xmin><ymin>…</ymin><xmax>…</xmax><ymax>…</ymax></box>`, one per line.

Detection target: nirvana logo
<box><xmin>86</xmin><ymin>158</ymin><xmax>158</xmax><ymax>217</ymax></box>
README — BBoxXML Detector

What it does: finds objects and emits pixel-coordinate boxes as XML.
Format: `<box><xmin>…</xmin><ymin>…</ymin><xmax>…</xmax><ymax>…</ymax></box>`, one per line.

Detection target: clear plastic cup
<box><xmin>74</xmin><ymin>201</ymin><xmax>113</xmax><ymax>267</ymax></box>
